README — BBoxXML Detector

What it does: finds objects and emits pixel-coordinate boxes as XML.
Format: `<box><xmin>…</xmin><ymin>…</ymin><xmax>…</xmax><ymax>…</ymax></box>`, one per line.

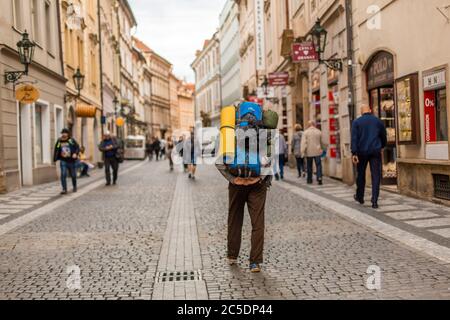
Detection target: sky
<box><xmin>129</xmin><ymin>0</ymin><xmax>227</xmax><ymax>83</ymax></box>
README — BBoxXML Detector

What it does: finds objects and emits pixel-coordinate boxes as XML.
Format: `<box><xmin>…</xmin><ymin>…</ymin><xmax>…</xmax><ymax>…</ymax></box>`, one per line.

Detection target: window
<box><xmin>35</xmin><ymin>104</ymin><xmax>44</xmax><ymax>165</ymax></box>
<box><xmin>45</xmin><ymin>1</ymin><xmax>54</xmax><ymax>53</ymax></box>
<box><xmin>31</xmin><ymin>0</ymin><xmax>40</xmax><ymax>43</ymax></box>
<box><xmin>436</xmin><ymin>89</ymin><xmax>448</xmax><ymax>142</ymax></box>
<box><xmin>13</xmin><ymin>0</ymin><xmax>22</xmax><ymax>30</ymax></box>
<box><xmin>55</xmin><ymin>106</ymin><xmax>64</xmax><ymax>140</ymax></box>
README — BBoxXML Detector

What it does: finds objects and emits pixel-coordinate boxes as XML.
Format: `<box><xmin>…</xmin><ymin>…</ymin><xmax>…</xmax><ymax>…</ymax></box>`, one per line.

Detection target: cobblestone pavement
<box><xmin>0</xmin><ymin>159</ymin><xmax>450</xmax><ymax>300</ymax></box>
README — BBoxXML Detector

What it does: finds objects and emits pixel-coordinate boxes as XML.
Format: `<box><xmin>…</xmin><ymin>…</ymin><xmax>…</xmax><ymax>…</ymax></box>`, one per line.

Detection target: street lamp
<box><xmin>4</xmin><ymin>31</ymin><xmax>36</xmax><ymax>85</ymax></box>
<box><xmin>64</xmin><ymin>67</ymin><xmax>85</xmax><ymax>102</ymax></box>
<box><xmin>310</xmin><ymin>19</ymin><xmax>343</xmax><ymax>71</ymax></box>
<box><xmin>72</xmin><ymin>68</ymin><xmax>85</xmax><ymax>96</ymax></box>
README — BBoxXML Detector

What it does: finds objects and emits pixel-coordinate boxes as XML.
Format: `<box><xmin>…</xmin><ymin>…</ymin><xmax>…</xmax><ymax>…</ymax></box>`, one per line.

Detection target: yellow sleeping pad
<box><xmin>220</xmin><ymin>106</ymin><xmax>236</xmax><ymax>161</ymax></box>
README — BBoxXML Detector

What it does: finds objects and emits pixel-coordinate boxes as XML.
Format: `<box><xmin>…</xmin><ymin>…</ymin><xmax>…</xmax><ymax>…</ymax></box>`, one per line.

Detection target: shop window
<box><xmin>436</xmin><ymin>89</ymin><xmax>448</xmax><ymax>142</ymax></box>
<box><xmin>395</xmin><ymin>73</ymin><xmax>420</xmax><ymax>144</ymax></box>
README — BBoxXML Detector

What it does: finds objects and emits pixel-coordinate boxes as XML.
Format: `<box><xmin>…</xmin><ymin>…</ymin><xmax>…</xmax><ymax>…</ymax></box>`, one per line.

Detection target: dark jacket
<box><xmin>53</xmin><ymin>138</ymin><xmax>80</xmax><ymax>163</ymax></box>
<box><xmin>351</xmin><ymin>113</ymin><xmax>387</xmax><ymax>156</ymax></box>
<box><xmin>99</xmin><ymin>138</ymin><xmax>120</xmax><ymax>159</ymax></box>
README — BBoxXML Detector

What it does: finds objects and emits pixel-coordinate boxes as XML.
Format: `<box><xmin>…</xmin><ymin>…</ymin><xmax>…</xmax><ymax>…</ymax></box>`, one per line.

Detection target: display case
<box><xmin>395</xmin><ymin>73</ymin><xmax>420</xmax><ymax>144</ymax></box>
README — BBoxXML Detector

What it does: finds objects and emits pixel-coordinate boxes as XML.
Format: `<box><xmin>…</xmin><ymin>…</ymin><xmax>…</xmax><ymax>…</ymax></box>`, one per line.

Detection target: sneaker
<box><xmin>228</xmin><ymin>258</ymin><xmax>238</xmax><ymax>266</ymax></box>
<box><xmin>318</xmin><ymin>180</ymin><xmax>323</xmax><ymax>186</ymax></box>
<box><xmin>106</xmin><ymin>182</ymin><xmax>111</xmax><ymax>186</ymax></box>
<box><xmin>73</xmin><ymin>187</ymin><xmax>77</xmax><ymax>193</ymax></box>
<box><xmin>372</xmin><ymin>202</ymin><xmax>379</xmax><ymax>209</ymax></box>
<box><xmin>60</xmin><ymin>190</ymin><xmax>67</xmax><ymax>195</ymax></box>
<box><xmin>188</xmin><ymin>174</ymin><xmax>192</xmax><ymax>179</ymax></box>
<box><xmin>249</xmin><ymin>263</ymin><xmax>261</xmax><ymax>273</ymax></box>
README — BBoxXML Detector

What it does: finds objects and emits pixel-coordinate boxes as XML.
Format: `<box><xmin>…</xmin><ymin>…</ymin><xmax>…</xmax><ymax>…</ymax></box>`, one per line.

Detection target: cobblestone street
<box><xmin>0</xmin><ymin>160</ymin><xmax>450</xmax><ymax>300</ymax></box>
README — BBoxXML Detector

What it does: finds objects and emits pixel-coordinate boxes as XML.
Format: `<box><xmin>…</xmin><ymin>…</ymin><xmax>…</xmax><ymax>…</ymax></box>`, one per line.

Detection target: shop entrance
<box><xmin>366</xmin><ymin>51</ymin><xmax>397</xmax><ymax>185</ymax></box>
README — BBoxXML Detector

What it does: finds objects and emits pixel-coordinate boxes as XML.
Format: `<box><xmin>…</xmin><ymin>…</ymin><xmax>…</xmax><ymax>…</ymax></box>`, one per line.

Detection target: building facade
<box><xmin>169</xmin><ymin>73</ymin><xmax>181</xmax><ymax>133</ymax></box>
<box><xmin>60</xmin><ymin>0</ymin><xmax>103</xmax><ymax>166</ymax></box>
<box><xmin>177</xmin><ymin>82</ymin><xmax>195</xmax><ymax>133</ymax></box>
<box><xmin>219</xmin><ymin>0</ymin><xmax>240</xmax><ymax>107</ymax></box>
<box><xmin>191</xmin><ymin>33</ymin><xmax>221</xmax><ymax>128</ymax></box>
<box><xmin>99</xmin><ymin>0</ymin><xmax>121</xmax><ymax>135</ymax></box>
<box><xmin>0</xmin><ymin>0</ymin><xmax>66</xmax><ymax>191</ymax></box>
<box><xmin>352</xmin><ymin>0</ymin><xmax>450</xmax><ymax>203</ymax></box>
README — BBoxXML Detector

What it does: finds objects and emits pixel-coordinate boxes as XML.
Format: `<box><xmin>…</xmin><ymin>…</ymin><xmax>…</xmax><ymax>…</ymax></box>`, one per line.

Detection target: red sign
<box><xmin>292</xmin><ymin>42</ymin><xmax>318</xmax><ymax>63</ymax></box>
<box><xmin>268</xmin><ymin>72</ymin><xmax>289</xmax><ymax>86</ymax></box>
<box><xmin>329</xmin><ymin>118</ymin><xmax>338</xmax><ymax>132</ymax></box>
<box><xmin>248</xmin><ymin>96</ymin><xmax>264</xmax><ymax>106</ymax></box>
<box><xmin>330</xmin><ymin>135</ymin><xmax>337</xmax><ymax>145</ymax></box>
<box><xmin>329</xmin><ymin>147</ymin><xmax>337</xmax><ymax>159</ymax></box>
<box><xmin>424</xmin><ymin>90</ymin><xmax>437</xmax><ymax>143</ymax></box>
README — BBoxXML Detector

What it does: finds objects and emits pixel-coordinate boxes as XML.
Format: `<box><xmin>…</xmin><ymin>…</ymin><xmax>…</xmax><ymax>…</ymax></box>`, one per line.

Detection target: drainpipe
<box><xmin>97</xmin><ymin>0</ymin><xmax>105</xmax><ymax>138</ymax></box>
<box><xmin>345</xmin><ymin>0</ymin><xmax>356</xmax><ymax>183</ymax></box>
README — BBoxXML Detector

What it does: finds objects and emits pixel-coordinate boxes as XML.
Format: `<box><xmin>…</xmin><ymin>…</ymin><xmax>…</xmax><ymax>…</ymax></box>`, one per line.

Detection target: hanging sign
<box><xmin>268</xmin><ymin>72</ymin><xmax>289</xmax><ymax>86</ymax></box>
<box><xmin>254</xmin><ymin>0</ymin><xmax>266</xmax><ymax>71</ymax></box>
<box><xmin>292</xmin><ymin>42</ymin><xmax>318</xmax><ymax>62</ymax></box>
<box><xmin>15</xmin><ymin>85</ymin><xmax>40</xmax><ymax>104</ymax></box>
<box><xmin>75</xmin><ymin>104</ymin><xmax>97</xmax><ymax>118</ymax></box>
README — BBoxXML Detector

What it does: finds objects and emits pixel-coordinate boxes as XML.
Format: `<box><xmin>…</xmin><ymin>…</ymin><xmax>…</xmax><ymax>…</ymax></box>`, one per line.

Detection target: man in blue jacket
<box><xmin>351</xmin><ymin>104</ymin><xmax>387</xmax><ymax>209</ymax></box>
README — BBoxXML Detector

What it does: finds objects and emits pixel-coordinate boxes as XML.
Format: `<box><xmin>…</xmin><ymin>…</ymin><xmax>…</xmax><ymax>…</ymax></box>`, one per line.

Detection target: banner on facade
<box><xmin>292</xmin><ymin>42</ymin><xmax>318</xmax><ymax>63</ymax></box>
<box><xmin>424</xmin><ymin>90</ymin><xmax>437</xmax><ymax>143</ymax></box>
<box><xmin>268</xmin><ymin>72</ymin><xmax>289</xmax><ymax>86</ymax></box>
<box><xmin>254</xmin><ymin>0</ymin><xmax>266</xmax><ymax>71</ymax></box>
<box><xmin>15</xmin><ymin>85</ymin><xmax>40</xmax><ymax>104</ymax></box>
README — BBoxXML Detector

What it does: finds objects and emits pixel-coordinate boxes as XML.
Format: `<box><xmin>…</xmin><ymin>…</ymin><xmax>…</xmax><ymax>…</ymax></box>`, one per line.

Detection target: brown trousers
<box><xmin>228</xmin><ymin>182</ymin><xmax>268</xmax><ymax>264</ymax></box>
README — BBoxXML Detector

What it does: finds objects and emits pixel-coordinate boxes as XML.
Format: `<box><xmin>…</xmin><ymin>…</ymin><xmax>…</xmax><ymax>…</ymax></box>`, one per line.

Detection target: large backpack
<box><xmin>228</xmin><ymin>102</ymin><xmax>264</xmax><ymax>178</ymax></box>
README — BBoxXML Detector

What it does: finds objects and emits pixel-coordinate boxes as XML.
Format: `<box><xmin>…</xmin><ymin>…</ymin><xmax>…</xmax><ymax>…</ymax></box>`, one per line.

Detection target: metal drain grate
<box><xmin>155</xmin><ymin>270</ymin><xmax>202</xmax><ymax>283</ymax></box>
<box><xmin>434</xmin><ymin>174</ymin><xmax>450</xmax><ymax>200</ymax></box>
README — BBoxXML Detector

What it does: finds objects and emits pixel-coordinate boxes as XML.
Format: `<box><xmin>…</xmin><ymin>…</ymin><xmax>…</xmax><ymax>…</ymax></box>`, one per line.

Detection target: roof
<box><xmin>120</xmin><ymin>0</ymin><xmax>137</xmax><ymax>27</ymax></box>
<box><xmin>133</xmin><ymin>37</ymin><xmax>152</xmax><ymax>53</ymax></box>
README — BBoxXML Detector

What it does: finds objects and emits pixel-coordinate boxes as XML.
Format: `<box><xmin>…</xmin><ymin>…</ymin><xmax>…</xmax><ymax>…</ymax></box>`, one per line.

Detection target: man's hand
<box><xmin>233</xmin><ymin>177</ymin><xmax>261</xmax><ymax>186</ymax></box>
<box><xmin>352</xmin><ymin>155</ymin><xmax>359</xmax><ymax>165</ymax></box>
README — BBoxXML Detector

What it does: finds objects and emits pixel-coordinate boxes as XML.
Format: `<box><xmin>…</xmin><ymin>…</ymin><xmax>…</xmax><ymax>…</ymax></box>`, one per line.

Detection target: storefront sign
<box><xmin>248</xmin><ymin>96</ymin><xmax>264</xmax><ymax>106</ymax></box>
<box><xmin>292</xmin><ymin>42</ymin><xmax>318</xmax><ymax>62</ymax></box>
<box><xmin>423</xmin><ymin>69</ymin><xmax>446</xmax><ymax>91</ymax></box>
<box><xmin>254</xmin><ymin>0</ymin><xmax>266</xmax><ymax>71</ymax></box>
<box><xmin>424</xmin><ymin>90</ymin><xmax>437</xmax><ymax>143</ymax></box>
<box><xmin>257</xmin><ymin>86</ymin><xmax>275</xmax><ymax>99</ymax></box>
<box><xmin>367</xmin><ymin>51</ymin><xmax>394</xmax><ymax>90</ymax></box>
<box><xmin>268</xmin><ymin>72</ymin><xmax>289</xmax><ymax>86</ymax></box>
<box><xmin>15</xmin><ymin>85</ymin><xmax>40</xmax><ymax>104</ymax></box>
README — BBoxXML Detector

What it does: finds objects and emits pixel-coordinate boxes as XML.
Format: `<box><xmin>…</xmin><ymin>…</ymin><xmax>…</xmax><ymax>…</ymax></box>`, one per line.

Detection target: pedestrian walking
<box><xmin>185</xmin><ymin>132</ymin><xmax>200</xmax><ymax>180</ymax></box>
<box><xmin>292</xmin><ymin>124</ymin><xmax>305</xmax><ymax>178</ymax></box>
<box><xmin>146</xmin><ymin>138</ymin><xmax>154</xmax><ymax>161</ymax></box>
<box><xmin>274</xmin><ymin>130</ymin><xmax>288</xmax><ymax>181</ymax></box>
<box><xmin>152</xmin><ymin>137</ymin><xmax>161</xmax><ymax>161</ymax></box>
<box><xmin>167</xmin><ymin>137</ymin><xmax>174</xmax><ymax>171</ymax></box>
<box><xmin>53</xmin><ymin>128</ymin><xmax>80</xmax><ymax>195</ymax></box>
<box><xmin>301</xmin><ymin>120</ymin><xmax>327</xmax><ymax>185</ymax></box>
<box><xmin>216</xmin><ymin>101</ymin><xmax>276</xmax><ymax>273</ymax></box>
<box><xmin>160</xmin><ymin>138</ymin><xmax>167</xmax><ymax>160</ymax></box>
<box><xmin>99</xmin><ymin>131</ymin><xmax>121</xmax><ymax>186</ymax></box>
<box><xmin>176</xmin><ymin>135</ymin><xmax>188</xmax><ymax>173</ymax></box>
<box><xmin>351</xmin><ymin>104</ymin><xmax>387</xmax><ymax>209</ymax></box>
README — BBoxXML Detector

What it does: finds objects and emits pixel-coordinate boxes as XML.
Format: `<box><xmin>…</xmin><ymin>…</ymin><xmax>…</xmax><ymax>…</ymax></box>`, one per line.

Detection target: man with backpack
<box><xmin>216</xmin><ymin>102</ymin><xmax>277</xmax><ymax>273</ymax></box>
<box><xmin>53</xmin><ymin>128</ymin><xmax>80</xmax><ymax>195</ymax></box>
<box><xmin>99</xmin><ymin>131</ymin><xmax>122</xmax><ymax>186</ymax></box>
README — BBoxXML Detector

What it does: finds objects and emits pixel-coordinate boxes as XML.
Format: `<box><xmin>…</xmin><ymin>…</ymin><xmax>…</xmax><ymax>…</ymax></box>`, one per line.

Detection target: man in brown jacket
<box><xmin>301</xmin><ymin>121</ymin><xmax>327</xmax><ymax>185</ymax></box>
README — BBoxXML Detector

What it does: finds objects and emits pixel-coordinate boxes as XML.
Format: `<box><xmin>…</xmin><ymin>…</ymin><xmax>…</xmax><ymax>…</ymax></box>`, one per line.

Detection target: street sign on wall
<box><xmin>292</xmin><ymin>42</ymin><xmax>318</xmax><ymax>63</ymax></box>
<box><xmin>257</xmin><ymin>87</ymin><xmax>275</xmax><ymax>99</ymax></box>
<box><xmin>268</xmin><ymin>72</ymin><xmax>289</xmax><ymax>86</ymax></box>
<box><xmin>254</xmin><ymin>0</ymin><xmax>266</xmax><ymax>71</ymax></box>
